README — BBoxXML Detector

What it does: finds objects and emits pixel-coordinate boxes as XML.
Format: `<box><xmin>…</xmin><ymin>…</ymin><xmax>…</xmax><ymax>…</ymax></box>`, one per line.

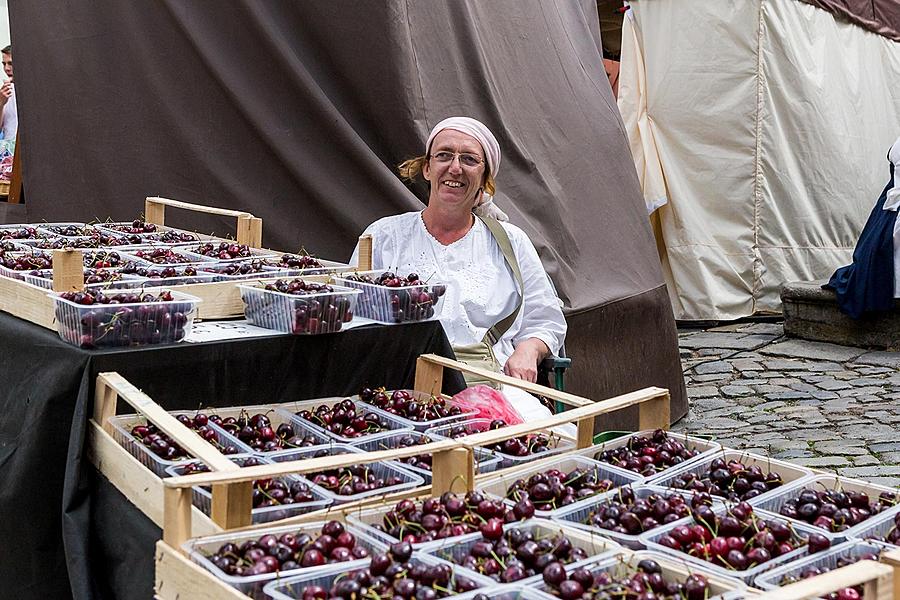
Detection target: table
<box><xmin>0</xmin><ymin>312</ymin><xmax>463</xmax><ymax>600</ymax></box>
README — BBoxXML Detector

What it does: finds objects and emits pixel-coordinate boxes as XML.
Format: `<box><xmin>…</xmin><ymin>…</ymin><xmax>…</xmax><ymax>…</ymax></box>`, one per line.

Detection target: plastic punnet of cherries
<box><xmin>345</xmin><ymin>271</ymin><xmax>446</xmax><ymax>323</ymax></box>
<box><xmin>179</xmin><ymin>457</ymin><xmax>318</xmax><ymax>509</ymax></box>
<box><xmin>777</xmin><ymin>486</ymin><xmax>897</xmax><ymax>532</ymax></box>
<box><xmin>445</xmin><ymin>418</ymin><xmax>558</xmax><ymax>459</ymax></box>
<box><xmin>261</xmin><ymin>279</ymin><xmax>354</xmax><ymax>334</ymax></box>
<box><xmin>505</xmin><ymin>466</ymin><xmax>620</xmax><ymax>512</ymax></box>
<box><xmin>129</xmin><ymin>412</ymin><xmax>242</xmax><ymax>461</ymax></box>
<box><xmin>218</xmin><ymin>410</ymin><xmax>320</xmax><ymax>452</ymax></box>
<box><xmin>295</xmin><ymin>399</ymin><xmax>392</xmax><ymax>440</ymax></box>
<box><xmin>779</xmin><ymin>552</ymin><xmax>880</xmax><ymax>600</ymax></box>
<box><xmin>372</xmin><ymin>491</ymin><xmax>531</xmax><ymax>545</ymax></box>
<box><xmin>655</xmin><ymin>502</ymin><xmax>832</xmax><ymax>572</ymax></box>
<box><xmin>57</xmin><ymin>289</ymin><xmax>192</xmax><ymax>348</ymax></box>
<box><xmin>360</xmin><ymin>387</ymin><xmax>464</xmax><ymax>423</ymax></box>
<box><xmin>593</xmin><ymin>430</ymin><xmax>701</xmax><ymax>477</ymax></box>
<box><xmin>542</xmin><ymin>557</ymin><xmax>713</xmax><ymax>600</ymax></box>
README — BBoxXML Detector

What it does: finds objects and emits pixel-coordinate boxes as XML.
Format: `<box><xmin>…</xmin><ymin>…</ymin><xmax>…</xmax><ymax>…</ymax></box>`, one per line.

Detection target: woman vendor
<box><xmin>351</xmin><ymin>117</ymin><xmax>566</xmax><ymax>421</ymax></box>
<box><xmin>825</xmin><ymin>136</ymin><xmax>900</xmax><ymax>319</ymax></box>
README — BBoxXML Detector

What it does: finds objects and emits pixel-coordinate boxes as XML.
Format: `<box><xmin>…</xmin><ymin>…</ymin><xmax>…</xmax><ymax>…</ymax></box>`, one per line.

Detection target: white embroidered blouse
<box><xmin>350</xmin><ymin>211</ymin><xmax>566</xmax><ymax>366</ymax></box>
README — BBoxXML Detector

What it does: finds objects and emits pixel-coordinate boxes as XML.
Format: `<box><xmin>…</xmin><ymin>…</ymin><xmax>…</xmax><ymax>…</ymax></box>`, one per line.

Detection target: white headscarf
<box><xmin>425</xmin><ymin>116</ymin><xmax>508</xmax><ymax>221</ymax></box>
<box><xmin>883</xmin><ymin>136</ymin><xmax>900</xmax><ymax>212</ymax></box>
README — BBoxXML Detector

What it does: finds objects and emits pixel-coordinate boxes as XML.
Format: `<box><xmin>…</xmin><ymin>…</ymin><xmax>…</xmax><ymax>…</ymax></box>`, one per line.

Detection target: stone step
<box><xmin>781</xmin><ymin>280</ymin><xmax>900</xmax><ymax>350</ymax></box>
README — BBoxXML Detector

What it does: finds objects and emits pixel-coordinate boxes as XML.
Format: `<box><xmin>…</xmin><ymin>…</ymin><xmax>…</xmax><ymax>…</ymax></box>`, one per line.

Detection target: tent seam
<box><xmin>404</xmin><ymin>0</ymin><xmax>430</xmax><ymax>131</ymax></box>
<box><xmin>751</xmin><ymin>0</ymin><xmax>766</xmax><ymax>315</ymax></box>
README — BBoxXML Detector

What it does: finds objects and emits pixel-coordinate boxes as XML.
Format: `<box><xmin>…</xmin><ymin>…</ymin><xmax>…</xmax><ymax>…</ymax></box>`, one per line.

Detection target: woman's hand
<box><xmin>503</xmin><ymin>338</ymin><xmax>550</xmax><ymax>383</ymax></box>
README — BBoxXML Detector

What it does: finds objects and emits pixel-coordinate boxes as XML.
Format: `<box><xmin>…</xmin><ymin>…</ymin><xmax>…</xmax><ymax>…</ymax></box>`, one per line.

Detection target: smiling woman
<box><xmin>351</xmin><ymin>117</ymin><xmax>567</xmax><ymax>423</ymax></box>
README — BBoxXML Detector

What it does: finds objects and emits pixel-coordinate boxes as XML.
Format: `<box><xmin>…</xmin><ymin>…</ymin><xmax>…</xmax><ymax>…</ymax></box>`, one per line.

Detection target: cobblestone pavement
<box><xmin>671</xmin><ymin>321</ymin><xmax>900</xmax><ymax>488</ymax></box>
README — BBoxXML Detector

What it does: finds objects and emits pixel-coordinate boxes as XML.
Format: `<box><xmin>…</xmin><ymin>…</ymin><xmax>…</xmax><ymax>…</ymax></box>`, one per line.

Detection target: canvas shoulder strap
<box><xmin>477</xmin><ymin>215</ymin><xmax>524</xmax><ymax>346</ymax></box>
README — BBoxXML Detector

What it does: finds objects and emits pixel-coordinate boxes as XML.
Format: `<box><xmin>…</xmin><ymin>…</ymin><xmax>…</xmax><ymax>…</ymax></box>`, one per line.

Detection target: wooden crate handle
<box><xmin>51</xmin><ymin>250</ymin><xmax>84</xmax><ymax>292</ymax></box>
<box><xmin>754</xmin><ymin>559</ymin><xmax>893</xmax><ymax>599</ymax></box>
<box><xmin>358</xmin><ymin>235</ymin><xmax>373</xmax><ymax>272</ymax></box>
<box><xmin>144</xmin><ymin>197</ymin><xmax>263</xmax><ymax>248</ymax></box>
<box><xmin>883</xmin><ymin>548</ymin><xmax>900</xmax><ymax>600</ymax></box>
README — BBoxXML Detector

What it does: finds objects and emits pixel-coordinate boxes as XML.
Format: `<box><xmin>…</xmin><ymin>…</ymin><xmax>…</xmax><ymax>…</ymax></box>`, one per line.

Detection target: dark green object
<box><xmin>593</xmin><ymin>431</ymin><xmax>630</xmax><ymax>445</ymax></box>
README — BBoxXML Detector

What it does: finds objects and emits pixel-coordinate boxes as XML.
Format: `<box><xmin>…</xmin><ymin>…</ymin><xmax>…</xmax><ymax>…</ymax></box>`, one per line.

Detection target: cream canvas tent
<box><xmin>619</xmin><ymin>0</ymin><xmax>900</xmax><ymax>320</ymax></box>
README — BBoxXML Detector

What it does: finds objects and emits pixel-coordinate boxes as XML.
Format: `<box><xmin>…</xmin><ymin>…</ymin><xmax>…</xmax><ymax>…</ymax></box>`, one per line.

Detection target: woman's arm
<box><xmin>501</xmin><ymin>225</ymin><xmax>567</xmax><ymax>382</ymax></box>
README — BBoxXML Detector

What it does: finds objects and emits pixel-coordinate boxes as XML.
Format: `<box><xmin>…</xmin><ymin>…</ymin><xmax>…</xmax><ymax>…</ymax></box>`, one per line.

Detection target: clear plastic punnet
<box><xmin>175</xmin><ymin>241</ymin><xmax>278</xmax><ymax>263</ymax></box>
<box><xmin>22</xmin><ymin>268</ymin><xmax>144</xmax><ymax>290</ymax></box>
<box><xmin>576</xmin><ymin>429</ymin><xmax>723</xmax><ymax>479</ymax></box>
<box><xmin>640</xmin><ymin>504</ymin><xmax>828</xmax><ymax>583</ymax></box>
<box><xmin>348</xmin><ymin>430</ymin><xmax>501</xmax><ymax>483</ymax></box>
<box><xmin>424</xmin><ymin>418</ymin><xmax>575</xmax><ymax>469</ymax></box>
<box><xmin>278</xmin><ymin>398</ymin><xmax>412</xmax><ymax>444</ymax></box>
<box><xmin>95</xmin><ymin>221</ymin><xmax>202</xmax><ymax>244</ymax></box>
<box><xmin>551</xmin><ymin>484</ymin><xmax>726</xmax><ymax>550</ymax></box>
<box><xmin>420</xmin><ymin>518</ymin><xmax>622</xmax><ymax>586</ymax></box>
<box><xmin>262</xmin><ymin>552</ymin><xmax>495</xmax><ymax>600</ymax></box>
<box><xmin>533</xmin><ymin>550</ymin><xmax>746</xmax><ymax>599</ymax></box>
<box><xmin>478</xmin><ymin>455</ymin><xmax>644</xmax><ymax>517</ymax></box>
<box><xmin>355</xmin><ymin>388</ymin><xmax>477</xmax><ymax>432</ymax></box>
<box><xmin>332</xmin><ymin>269</ymin><xmax>448</xmax><ymax>324</ymax></box>
<box><xmin>164</xmin><ymin>455</ymin><xmax>332</xmax><ymax>524</ymax></box>
<box><xmin>183</xmin><ymin>521</ymin><xmax>388</xmax><ymax>600</ymax></box>
<box><xmin>848</xmin><ymin>506</ymin><xmax>900</xmax><ymax>549</ymax></box>
<box><xmin>49</xmin><ymin>289</ymin><xmax>200</xmax><ymax>348</ymax></box>
<box><xmin>0</xmin><ymin>224</ymin><xmax>50</xmax><ymax>241</ymax></box>
<box><xmin>749</xmin><ymin>473</ymin><xmax>900</xmax><ymax>542</ymax></box>
<box><xmin>117</xmin><ymin>262</ymin><xmax>218</xmax><ymax>286</ymax></box>
<box><xmin>120</xmin><ymin>246</ymin><xmax>218</xmax><ymax>266</ymax></box>
<box><xmin>194</xmin><ymin>403</ymin><xmax>335</xmax><ymax>453</ymax></box>
<box><xmin>753</xmin><ymin>539</ymin><xmax>885</xmax><ymax>592</ymax></box>
<box><xmin>345</xmin><ymin>491</ymin><xmax>512</xmax><ymax>549</ymax></box>
<box><xmin>239</xmin><ymin>282</ymin><xmax>361</xmax><ymax>335</ymax></box>
<box><xmin>269</xmin><ymin>444</ymin><xmax>424</xmax><ymax>505</ymax></box>
<box><xmin>0</xmin><ymin>250</ymin><xmax>54</xmax><ymax>279</ymax></box>
<box><xmin>36</xmin><ymin>222</ymin><xmax>104</xmax><ymax>238</ymax></box>
<box><xmin>645</xmin><ymin>448</ymin><xmax>815</xmax><ymax>505</ymax></box>
<box><xmin>107</xmin><ymin>410</ymin><xmax>253</xmax><ymax>477</ymax></box>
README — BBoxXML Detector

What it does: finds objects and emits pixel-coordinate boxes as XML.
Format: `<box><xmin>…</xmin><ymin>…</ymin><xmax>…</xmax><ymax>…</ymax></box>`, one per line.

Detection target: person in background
<box><xmin>0</xmin><ymin>45</ymin><xmax>17</xmax><ymax>140</ymax></box>
<box><xmin>824</xmin><ymin>136</ymin><xmax>900</xmax><ymax>318</ymax></box>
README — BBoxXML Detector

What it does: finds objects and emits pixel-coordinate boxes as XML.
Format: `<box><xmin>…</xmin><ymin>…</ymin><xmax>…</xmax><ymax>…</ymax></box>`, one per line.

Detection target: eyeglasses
<box><xmin>428</xmin><ymin>151</ymin><xmax>484</xmax><ymax>168</ymax></box>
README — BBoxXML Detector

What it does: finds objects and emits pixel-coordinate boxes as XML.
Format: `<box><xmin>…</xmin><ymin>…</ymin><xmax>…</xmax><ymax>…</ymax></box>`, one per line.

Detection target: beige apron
<box><xmin>452</xmin><ymin>215</ymin><xmax>524</xmax><ymax>388</ymax></box>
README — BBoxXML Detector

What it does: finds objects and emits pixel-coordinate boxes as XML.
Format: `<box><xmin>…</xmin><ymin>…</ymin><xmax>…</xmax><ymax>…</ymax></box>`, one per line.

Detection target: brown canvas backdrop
<box><xmin>10</xmin><ymin>1</ymin><xmax>686</xmax><ymax>429</ymax></box>
<box><xmin>800</xmin><ymin>0</ymin><xmax>900</xmax><ymax>40</ymax></box>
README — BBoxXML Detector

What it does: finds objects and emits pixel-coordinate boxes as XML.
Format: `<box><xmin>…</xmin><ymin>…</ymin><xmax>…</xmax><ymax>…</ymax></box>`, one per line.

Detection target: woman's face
<box><xmin>423</xmin><ymin>129</ymin><xmax>487</xmax><ymax>213</ymax></box>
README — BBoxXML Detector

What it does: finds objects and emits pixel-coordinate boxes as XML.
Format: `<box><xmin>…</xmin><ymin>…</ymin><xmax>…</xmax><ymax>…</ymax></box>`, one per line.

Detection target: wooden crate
<box><xmin>84</xmin><ymin>355</ymin><xmax>670</xmax><ymax>598</ymax></box>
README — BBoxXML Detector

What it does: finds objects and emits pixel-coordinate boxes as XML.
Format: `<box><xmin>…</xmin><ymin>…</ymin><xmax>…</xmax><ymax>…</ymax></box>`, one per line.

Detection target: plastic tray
<box><xmin>640</xmin><ymin>504</ymin><xmax>826</xmax><ymax>583</ymax></box>
<box><xmin>848</xmin><ymin>506</ymin><xmax>900</xmax><ymax>549</ymax></box>
<box><xmin>183</xmin><ymin>521</ymin><xmax>387</xmax><ymax>600</ymax></box>
<box><xmin>198</xmin><ymin>261</ymin><xmax>290</xmax><ymax>281</ymax></box>
<box><xmin>79</xmin><ymin>248</ymin><xmax>134</xmax><ymax>269</ymax></box>
<box><xmin>478</xmin><ymin>455</ymin><xmax>644</xmax><ymax>517</ymax></box>
<box><xmin>50</xmin><ymin>289</ymin><xmax>201</xmax><ymax>348</ymax></box>
<box><xmin>269</xmin><ymin>444</ymin><xmax>424</xmax><ymax>505</ymax></box>
<box><xmin>646</xmin><ymin>449</ymin><xmax>815</xmax><ymax>504</ymax></box>
<box><xmin>265</xmin><ymin>255</ymin><xmax>351</xmax><ymax>275</ymax></box>
<box><xmin>345</xmin><ymin>491</ymin><xmax>513</xmax><ymax>549</ymax></box>
<box><xmin>174</xmin><ymin>241</ymin><xmax>278</xmax><ymax>263</ymax></box>
<box><xmin>753</xmin><ymin>539</ymin><xmax>884</xmax><ymax>592</ymax></box>
<box><xmin>348</xmin><ymin>430</ymin><xmax>501</xmax><ymax>483</ymax></box>
<box><xmin>332</xmin><ymin>269</ymin><xmax>447</xmax><ymax>324</ymax></box>
<box><xmin>750</xmin><ymin>474</ymin><xmax>900</xmax><ymax>542</ymax></box>
<box><xmin>0</xmin><ymin>239</ymin><xmax>29</xmax><ymax>253</ymax></box>
<box><xmin>355</xmin><ymin>388</ymin><xmax>477</xmax><ymax>432</ymax></box>
<box><xmin>22</xmin><ymin>268</ymin><xmax>144</xmax><ymax>290</ymax></box>
<box><xmin>0</xmin><ymin>225</ymin><xmax>49</xmax><ymax>240</ymax></box>
<box><xmin>278</xmin><ymin>398</ymin><xmax>412</xmax><ymax>444</ymax></box>
<box><xmin>36</xmin><ymin>222</ymin><xmax>104</xmax><ymax>238</ymax></box>
<box><xmin>263</xmin><ymin>552</ymin><xmax>495</xmax><ymax>600</ymax></box>
<box><xmin>576</xmin><ymin>429</ymin><xmax>723</xmax><ymax>479</ymax></box>
<box><xmin>165</xmin><ymin>455</ymin><xmax>332</xmax><ymax>524</ymax></box>
<box><xmin>120</xmin><ymin>246</ymin><xmax>217</xmax><ymax>266</ymax></box>
<box><xmin>107</xmin><ymin>411</ymin><xmax>253</xmax><ymax>477</ymax></box>
<box><xmin>424</xmin><ymin>418</ymin><xmax>576</xmax><ymax>469</ymax></box>
<box><xmin>420</xmin><ymin>518</ymin><xmax>621</xmax><ymax>586</ymax></box>
<box><xmin>96</xmin><ymin>222</ymin><xmax>202</xmax><ymax>244</ymax></box>
<box><xmin>239</xmin><ymin>282</ymin><xmax>361</xmax><ymax>335</ymax></box>
<box><xmin>534</xmin><ymin>550</ymin><xmax>746</xmax><ymax>599</ymax></box>
<box><xmin>0</xmin><ymin>250</ymin><xmax>54</xmax><ymax>279</ymax></box>
<box><xmin>188</xmin><ymin>403</ymin><xmax>334</xmax><ymax>453</ymax></box>
<box><xmin>117</xmin><ymin>262</ymin><xmax>218</xmax><ymax>286</ymax></box>
<box><xmin>551</xmin><ymin>484</ymin><xmax>727</xmax><ymax>550</ymax></box>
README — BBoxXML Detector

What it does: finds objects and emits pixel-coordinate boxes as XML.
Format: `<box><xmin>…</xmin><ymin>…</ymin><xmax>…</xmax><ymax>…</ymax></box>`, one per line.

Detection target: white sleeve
<box><xmin>348</xmin><ymin>219</ymin><xmax>393</xmax><ymax>268</ymax></box>
<box><xmin>508</xmin><ymin>227</ymin><xmax>567</xmax><ymax>356</ymax></box>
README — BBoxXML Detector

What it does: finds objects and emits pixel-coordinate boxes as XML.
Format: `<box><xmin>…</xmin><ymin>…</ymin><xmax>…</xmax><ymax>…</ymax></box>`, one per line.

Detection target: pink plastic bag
<box><xmin>451</xmin><ymin>385</ymin><xmax>524</xmax><ymax>425</ymax></box>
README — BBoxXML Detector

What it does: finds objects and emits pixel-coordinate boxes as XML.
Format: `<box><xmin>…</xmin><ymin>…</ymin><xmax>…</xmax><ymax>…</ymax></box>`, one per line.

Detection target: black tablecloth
<box><xmin>0</xmin><ymin>312</ymin><xmax>463</xmax><ymax>600</ymax></box>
